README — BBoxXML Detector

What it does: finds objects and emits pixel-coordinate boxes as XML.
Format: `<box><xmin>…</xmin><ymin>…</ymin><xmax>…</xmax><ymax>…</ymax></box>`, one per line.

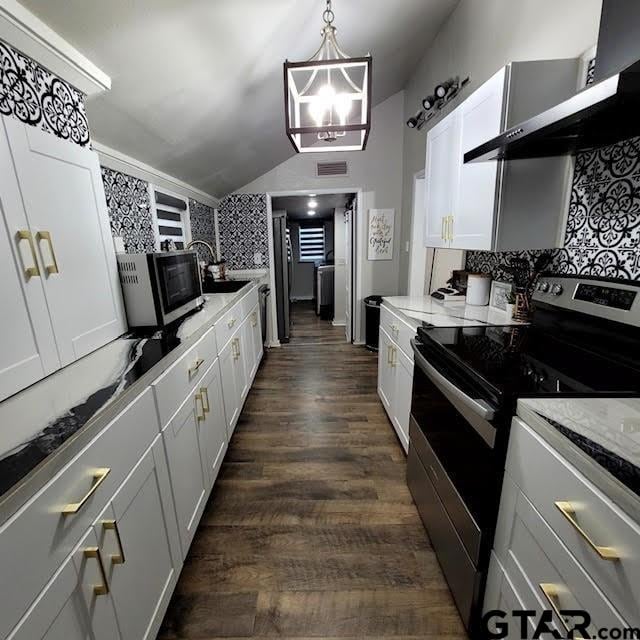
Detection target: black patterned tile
<box><xmin>0</xmin><ymin>39</ymin><xmax>89</xmax><ymax>146</ymax></box>
<box><xmin>217</xmin><ymin>194</ymin><xmax>269</xmax><ymax>269</ymax></box>
<box><xmin>101</xmin><ymin>167</ymin><xmax>155</xmax><ymax>253</ymax></box>
<box><xmin>189</xmin><ymin>199</ymin><xmax>217</xmax><ymax>262</ymax></box>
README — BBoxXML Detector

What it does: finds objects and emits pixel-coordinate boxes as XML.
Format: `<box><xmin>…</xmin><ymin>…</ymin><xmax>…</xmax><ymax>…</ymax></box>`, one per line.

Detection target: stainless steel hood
<box><xmin>465</xmin><ymin>1</ymin><xmax>640</xmax><ymax>163</ymax></box>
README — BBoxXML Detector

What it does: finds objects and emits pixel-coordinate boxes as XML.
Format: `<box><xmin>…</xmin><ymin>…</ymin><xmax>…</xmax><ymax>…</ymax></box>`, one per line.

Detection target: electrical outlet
<box><xmin>254</xmin><ymin>252</ymin><xmax>263</xmax><ymax>265</ymax></box>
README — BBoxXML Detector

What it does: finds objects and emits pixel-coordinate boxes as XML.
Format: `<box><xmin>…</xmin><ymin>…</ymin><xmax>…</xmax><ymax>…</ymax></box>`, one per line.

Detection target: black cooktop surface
<box><xmin>416</xmin><ymin>323</ymin><xmax>640</xmax><ymax>406</ymax></box>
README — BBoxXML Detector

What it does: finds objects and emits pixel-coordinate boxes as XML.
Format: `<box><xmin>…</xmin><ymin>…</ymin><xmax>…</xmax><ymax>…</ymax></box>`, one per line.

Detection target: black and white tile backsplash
<box><xmin>217</xmin><ymin>194</ymin><xmax>269</xmax><ymax>269</ymax></box>
<box><xmin>0</xmin><ymin>40</ymin><xmax>90</xmax><ymax>146</ymax></box>
<box><xmin>466</xmin><ymin>135</ymin><xmax>640</xmax><ymax>282</ymax></box>
<box><xmin>101</xmin><ymin>167</ymin><xmax>155</xmax><ymax>253</ymax></box>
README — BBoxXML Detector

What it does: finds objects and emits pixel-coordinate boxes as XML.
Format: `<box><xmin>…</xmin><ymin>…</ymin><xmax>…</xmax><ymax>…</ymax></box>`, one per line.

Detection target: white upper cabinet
<box><xmin>423</xmin><ymin>109</ymin><xmax>459</xmax><ymax>248</ymax></box>
<box><xmin>423</xmin><ymin>59</ymin><xmax>578</xmax><ymax>252</ymax></box>
<box><xmin>0</xmin><ymin>120</ymin><xmax>60</xmax><ymax>402</ymax></box>
<box><xmin>3</xmin><ymin>117</ymin><xmax>126</xmax><ymax>367</ymax></box>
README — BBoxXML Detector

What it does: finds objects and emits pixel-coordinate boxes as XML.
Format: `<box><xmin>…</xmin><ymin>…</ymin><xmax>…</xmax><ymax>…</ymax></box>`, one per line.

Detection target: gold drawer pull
<box><xmin>227</xmin><ymin>317</ymin><xmax>236</xmax><ymax>328</ymax></box>
<box><xmin>36</xmin><ymin>230</ymin><xmax>59</xmax><ymax>274</ymax></box>
<box><xmin>539</xmin><ymin>583</ymin><xmax>585</xmax><ymax>638</ymax></box>
<box><xmin>390</xmin><ymin>346</ymin><xmax>397</xmax><ymax>368</ymax></box>
<box><xmin>84</xmin><ymin>547</ymin><xmax>109</xmax><ymax>595</ymax></box>
<box><xmin>195</xmin><ymin>392</ymin><xmax>206</xmax><ymax>422</ymax></box>
<box><xmin>62</xmin><ymin>468</ymin><xmax>110</xmax><ymax>515</ymax></box>
<box><xmin>441</xmin><ymin>217</ymin><xmax>445</xmax><ymax>241</ymax></box>
<box><xmin>17</xmin><ymin>230</ymin><xmax>40</xmax><ymax>278</ymax></box>
<box><xmin>188</xmin><ymin>358</ymin><xmax>205</xmax><ymax>377</ymax></box>
<box><xmin>103</xmin><ymin>520</ymin><xmax>126</xmax><ymax>565</ymax></box>
<box><xmin>555</xmin><ymin>501</ymin><xmax>618</xmax><ymax>560</ymax></box>
<box><xmin>201</xmin><ymin>386</ymin><xmax>210</xmax><ymax>413</ymax></box>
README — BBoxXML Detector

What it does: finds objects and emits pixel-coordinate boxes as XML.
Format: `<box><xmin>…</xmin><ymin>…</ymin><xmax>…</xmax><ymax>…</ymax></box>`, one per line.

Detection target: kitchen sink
<box><xmin>202</xmin><ymin>279</ymin><xmax>250</xmax><ymax>294</ymax></box>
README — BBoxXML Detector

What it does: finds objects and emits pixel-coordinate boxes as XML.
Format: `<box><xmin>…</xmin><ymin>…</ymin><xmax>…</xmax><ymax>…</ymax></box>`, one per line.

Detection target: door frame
<box><xmin>266</xmin><ymin>188</ymin><xmax>363</xmax><ymax>346</ymax></box>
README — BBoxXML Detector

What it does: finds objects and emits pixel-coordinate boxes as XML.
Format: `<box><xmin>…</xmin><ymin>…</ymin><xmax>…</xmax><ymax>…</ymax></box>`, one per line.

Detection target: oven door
<box><xmin>152</xmin><ymin>252</ymin><xmax>202</xmax><ymax>323</ymax></box>
<box><xmin>409</xmin><ymin>339</ymin><xmax>504</xmax><ymax>560</ymax></box>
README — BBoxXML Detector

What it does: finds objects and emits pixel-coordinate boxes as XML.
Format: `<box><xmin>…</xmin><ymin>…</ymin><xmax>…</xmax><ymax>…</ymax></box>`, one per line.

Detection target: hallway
<box><xmin>159</xmin><ymin>303</ymin><xmax>466</xmax><ymax>639</ymax></box>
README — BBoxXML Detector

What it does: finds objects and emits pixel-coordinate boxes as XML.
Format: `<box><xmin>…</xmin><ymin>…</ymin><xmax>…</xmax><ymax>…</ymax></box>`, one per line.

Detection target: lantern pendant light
<box><xmin>284</xmin><ymin>0</ymin><xmax>372</xmax><ymax>153</ymax></box>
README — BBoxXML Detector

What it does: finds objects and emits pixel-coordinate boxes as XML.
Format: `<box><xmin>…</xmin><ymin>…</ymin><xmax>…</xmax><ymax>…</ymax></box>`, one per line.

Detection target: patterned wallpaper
<box><xmin>189</xmin><ymin>198</ymin><xmax>217</xmax><ymax>262</ymax></box>
<box><xmin>0</xmin><ymin>40</ymin><xmax>90</xmax><ymax>146</ymax></box>
<box><xmin>101</xmin><ymin>167</ymin><xmax>155</xmax><ymax>252</ymax></box>
<box><xmin>217</xmin><ymin>194</ymin><xmax>269</xmax><ymax>269</ymax></box>
<box><xmin>466</xmin><ymin>136</ymin><xmax>640</xmax><ymax>282</ymax></box>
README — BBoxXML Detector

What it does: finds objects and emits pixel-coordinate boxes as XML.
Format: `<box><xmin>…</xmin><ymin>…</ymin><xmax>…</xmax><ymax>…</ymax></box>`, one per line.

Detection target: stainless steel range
<box><xmin>406</xmin><ymin>276</ymin><xmax>640</xmax><ymax>637</ymax></box>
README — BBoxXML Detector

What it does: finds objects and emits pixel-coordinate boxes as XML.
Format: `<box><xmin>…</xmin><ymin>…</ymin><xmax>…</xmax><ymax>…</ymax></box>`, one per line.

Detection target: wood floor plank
<box><xmin>159</xmin><ymin>302</ymin><xmax>466</xmax><ymax>639</ymax></box>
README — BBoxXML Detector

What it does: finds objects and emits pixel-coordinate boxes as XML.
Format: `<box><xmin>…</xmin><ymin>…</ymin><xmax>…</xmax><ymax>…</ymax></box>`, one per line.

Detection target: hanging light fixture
<box><xmin>284</xmin><ymin>0</ymin><xmax>372</xmax><ymax>153</ymax></box>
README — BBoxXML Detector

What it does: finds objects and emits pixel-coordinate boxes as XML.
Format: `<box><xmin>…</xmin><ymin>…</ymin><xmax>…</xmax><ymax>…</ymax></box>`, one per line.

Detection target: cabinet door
<box><xmin>377</xmin><ymin>327</ymin><xmax>395</xmax><ymax>415</ymax></box>
<box><xmin>3</xmin><ymin>116</ymin><xmax>126</xmax><ymax>367</ymax></box>
<box><xmin>453</xmin><ymin>67</ymin><xmax>506</xmax><ymax>250</ymax></box>
<box><xmin>235</xmin><ymin>329</ymin><xmax>249</xmax><ymax>403</ymax></box>
<box><xmin>391</xmin><ymin>347</ymin><xmax>412</xmax><ymax>454</ymax></box>
<box><xmin>0</xmin><ymin>120</ymin><xmax>60</xmax><ymax>401</ymax></box>
<box><xmin>249</xmin><ymin>306</ymin><xmax>263</xmax><ymax>380</ymax></box>
<box><xmin>241</xmin><ymin>317</ymin><xmax>257</xmax><ymax>387</ymax></box>
<box><xmin>7</xmin><ymin>550</ymin><xmax>97</xmax><ymax>640</ymax></box>
<box><xmin>197</xmin><ymin>360</ymin><xmax>228</xmax><ymax>487</ymax></box>
<box><xmin>96</xmin><ymin>436</ymin><xmax>181</xmax><ymax>640</ymax></box>
<box><xmin>73</xmin><ymin>528</ymin><xmax>122</xmax><ymax>640</ymax></box>
<box><xmin>219</xmin><ymin>337</ymin><xmax>240</xmax><ymax>437</ymax></box>
<box><xmin>162</xmin><ymin>396</ymin><xmax>209</xmax><ymax>558</ymax></box>
<box><xmin>424</xmin><ymin>108</ymin><xmax>459</xmax><ymax>248</ymax></box>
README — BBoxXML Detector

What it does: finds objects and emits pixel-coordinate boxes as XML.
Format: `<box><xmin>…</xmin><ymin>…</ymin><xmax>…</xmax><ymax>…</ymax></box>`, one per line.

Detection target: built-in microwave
<box><xmin>116</xmin><ymin>251</ymin><xmax>203</xmax><ymax>327</ymax></box>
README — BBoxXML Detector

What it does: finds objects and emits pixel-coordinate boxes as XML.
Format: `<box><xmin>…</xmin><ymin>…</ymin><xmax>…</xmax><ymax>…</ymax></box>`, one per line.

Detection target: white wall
<box><xmin>397</xmin><ymin>0</ymin><xmax>603</xmax><ymax>292</ymax></box>
<box><xmin>235</xmin><ymin>91</ymin><xmax>405</xmax><ymax>342</ymax></box>
<box><xmin>333</xmin><ymin>207</ymin><xmax>347</xmax><ymax>325</ymax></box>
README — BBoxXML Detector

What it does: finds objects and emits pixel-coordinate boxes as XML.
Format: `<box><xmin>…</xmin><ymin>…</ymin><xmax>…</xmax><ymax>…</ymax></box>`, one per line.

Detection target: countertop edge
<box><xmin>516</xmin><ymin>400</ymin><xmax>640</xmax><ymax>523</ymax></box>
<box><xmin>0</xmin><ymin>281</ymin><xmax>257</xmax><ymax>523</ymax></box>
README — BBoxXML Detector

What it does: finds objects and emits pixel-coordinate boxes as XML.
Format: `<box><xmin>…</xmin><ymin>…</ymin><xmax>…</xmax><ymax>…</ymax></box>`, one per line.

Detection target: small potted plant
<box><xmin>505</xmin><ymin>291</ymin><xmax>516</xmax><ymax>319</ymax></box>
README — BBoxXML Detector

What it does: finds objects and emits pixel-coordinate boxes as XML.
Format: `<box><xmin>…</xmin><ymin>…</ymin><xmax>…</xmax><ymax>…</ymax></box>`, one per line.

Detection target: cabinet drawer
<box><xmin>495</xmin><ymin>474</ymin><xmax>626</xmax><ymax>635</ymax></box>
<box><xmin>0</xmin><ymin>388</ymin><xmax>158</xmax><ymax>640</ymax></box>
<box><xmin>380</xmin><ymin>305</ymin><xmax>414</xmax><ymax>360</ymax></box>
<box><xmin>508</xmin><ymin>418</ymin><xmax>640</xmax><ymax>625</ymax></box>
<box><xmin>152</xmin><ymin>325</ymin><xmax>218</xmax><ymax>427</ymax></box>
<box><xmin>214</xmin><ymin>301</ymin><xmax>242</xmax><ymax>351</ymax></box>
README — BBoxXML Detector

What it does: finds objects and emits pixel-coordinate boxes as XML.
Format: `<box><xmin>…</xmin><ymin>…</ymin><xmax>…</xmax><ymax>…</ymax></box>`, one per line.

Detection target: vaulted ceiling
<box><xmin>21</xmin><ymin>0</ymin><xmax>458</xmax><ymax>198</ymax></box>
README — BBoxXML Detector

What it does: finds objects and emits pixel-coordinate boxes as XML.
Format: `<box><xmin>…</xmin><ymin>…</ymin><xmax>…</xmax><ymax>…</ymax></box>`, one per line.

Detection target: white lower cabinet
<box><xmin>219</xmin><ymin>336</ymin><xmax>241</xmax><ymax>436</ymax></box>
<box><xmin>377</xmin><ymin>322</ymin><xmax>412</xmax><ymax>453</ymax></box>
<box><xmin>95</xmin><ymin>435</ymin><xmax>181</xmax><ymax>640</ymax></box>
<box><xmin>162</xmin><ymin>385</ymin><xmax>211</xmax><ymax>559</ymax></box>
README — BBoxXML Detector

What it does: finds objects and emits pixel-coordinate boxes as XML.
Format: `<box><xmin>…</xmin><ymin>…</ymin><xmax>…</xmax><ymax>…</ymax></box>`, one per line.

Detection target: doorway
<box><xmin>268</xmin><ymin>191</ymin><xmax>357</xmax><ymax>345</ymax></box>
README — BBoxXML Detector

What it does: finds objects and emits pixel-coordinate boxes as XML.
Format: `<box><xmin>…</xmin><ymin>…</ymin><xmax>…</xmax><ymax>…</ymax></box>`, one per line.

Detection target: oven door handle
<box><xmin>411</xmin><ymin>339</ymin><xmax>496</xmax><ymax>421</ymax></box>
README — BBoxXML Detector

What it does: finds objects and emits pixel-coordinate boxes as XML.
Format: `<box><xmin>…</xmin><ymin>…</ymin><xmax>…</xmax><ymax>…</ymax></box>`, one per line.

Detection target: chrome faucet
<box><xmin>186</xmin><ymin>239</ymin><xmax>218</xmax><ymax>263</ymax></box>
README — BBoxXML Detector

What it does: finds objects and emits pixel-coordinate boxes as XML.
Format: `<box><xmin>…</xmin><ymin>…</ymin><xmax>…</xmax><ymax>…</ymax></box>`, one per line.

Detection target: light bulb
<box><xmin>308</xmin><ymin>200</ymin><xmax>318</xmax><ymax>208</ymax></box>
<box><xmin>307</xmin><ymin>210</ymin><xmax>316</xmax><ymax>216</ymax></box>
<box><xmin>335</xmin><ymin>93</ymin><xmax>352</xmax><ymax>125</ymax></box>
<box><xmin>309</xmin><ymin>100</ymin><xmax>325</xmax><ymax>127</ymax></box>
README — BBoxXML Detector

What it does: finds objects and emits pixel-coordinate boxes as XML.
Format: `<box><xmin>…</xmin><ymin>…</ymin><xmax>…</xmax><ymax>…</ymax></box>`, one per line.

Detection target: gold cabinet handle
<box><xmin>441</xmin><ymin>217</ymin><xmax>445</xmax><ymax>241</ymax></box>
<box><xmin>386</xmin><ymin>345</ymin><xmax>392</xmax><ymax>365</ymax></box>
<box><xmin>200</xmin><ymin>386</ymin><xmax>210</xmax><ymax>413</ymax></box>
<box><xmin>62</xmin><ymin>468</ymin><xmax>110</xmax><ymax>515</ymax></box>
<box><xmin>448</xmin><ymin>215</ymin><xmax>454</xmax><ymax>241</ymax></box>
<box><xmin>555</xmin><ymin>501</ymin><xmax>618</xmax><ymax>560</ymax></box>
<box><xmin>188</xmin><ymin>358</ymin><xmax>205</xmax><ymax>377</ymax></box>
<box><xmin>251</xmin><ymin>312</ymin><xmax>257</xmax><ymax>328</ymax></box>
<box><xmin>391</xmin><ymin>346</ymin><xmax>397</xmax><ymax>368</ymax></box>
<box><xmin>84</xmin><ymin>547</ymin><xmax>110</xmax><ymax>595</ymax></box>
<box><xmin>103</xmin><ymin>520</ymin><xmax>126</xmax><ymax>565</ymax></box>
<box><xmin>233</xmin><ymin>338</ymin><xmax>241</xmax><ymax>360</ymax></box>
<box><xmin>227</xmin><ymin>317</ymin><xmax>236</xmax><ymax>329</ymax></box>
<box><xmin>539</xmin><ymin>583</ymin><xmax>585</xmax><ymax>638</ymax></box>
<box><xmin>195</xmin><ymin>392</ymin><xmax>206</xmax><ymax>422</ymax></box>
<box><xmin>16</xmin><ymin>230</ymin><xmax>40</xmax><ymax>279</ymax></box>
<box><xmin>36</xmin><ymin>231</ymin><xmax>59</xmax><ymax>275</ymax></box>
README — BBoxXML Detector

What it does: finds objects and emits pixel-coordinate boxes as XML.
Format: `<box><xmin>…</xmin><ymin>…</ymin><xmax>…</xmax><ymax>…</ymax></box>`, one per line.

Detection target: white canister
<box><xmin>466</xmin><ymin>273</ymin><xmax>491</xmax><ymax>306</ymax></box>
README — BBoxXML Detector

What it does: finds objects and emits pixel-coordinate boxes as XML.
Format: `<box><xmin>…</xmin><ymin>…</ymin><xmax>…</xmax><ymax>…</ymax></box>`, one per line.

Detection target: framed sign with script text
<box><xmin>367</xmin><ymin>209</ymin><xmax>395</xmax><ymax>260</ymax></box>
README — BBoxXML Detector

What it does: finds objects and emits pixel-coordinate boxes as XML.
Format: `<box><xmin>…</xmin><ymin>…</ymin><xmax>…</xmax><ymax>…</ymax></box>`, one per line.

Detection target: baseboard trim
<box><xmin>332</xmin><ymin>320</ymin><xmax>346</xmax><ymax>327</ymax></box>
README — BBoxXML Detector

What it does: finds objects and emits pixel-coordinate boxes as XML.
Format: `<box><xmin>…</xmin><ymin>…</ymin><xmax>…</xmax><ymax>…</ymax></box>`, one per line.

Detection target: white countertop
<box><xmin>518</xmin><ymin>397</ymin><xmax>640</xmax><ymax>521</ymax></box>
<box><xmin>383</xmin><ymin>295</ymin><xmax>524</xmax><ymax>328</ymax></box>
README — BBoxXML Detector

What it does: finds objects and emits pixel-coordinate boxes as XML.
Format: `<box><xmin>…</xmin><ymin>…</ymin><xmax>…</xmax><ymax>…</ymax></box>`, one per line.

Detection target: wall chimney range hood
<box><xmin>465</xmin><ymin>1</ymin><xmax>640</xmax><ymax>163</ymax></box>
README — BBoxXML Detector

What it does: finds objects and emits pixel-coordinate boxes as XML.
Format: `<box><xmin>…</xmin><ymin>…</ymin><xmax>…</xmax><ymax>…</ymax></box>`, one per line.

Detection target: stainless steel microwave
<box><xmin>116</xmin><ymin>251</ymin><xmax>203</xmax><ymax>327</ymax></box>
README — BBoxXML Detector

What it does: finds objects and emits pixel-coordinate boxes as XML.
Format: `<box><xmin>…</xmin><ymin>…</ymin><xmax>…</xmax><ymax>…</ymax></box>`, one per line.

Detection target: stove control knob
<box><xmin>552</xmin><ymin>283</ymin><xmax>563</xmax><ymax>296</ymax></box>
<box><xmin>539</xmin><ymin>281</ymin><xmax>550</xmax><ymax>292</ymax></box>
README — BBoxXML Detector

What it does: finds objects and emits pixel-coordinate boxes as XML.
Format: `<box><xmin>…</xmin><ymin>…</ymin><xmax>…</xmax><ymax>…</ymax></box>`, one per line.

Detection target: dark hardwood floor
<box><xmin>159</xmin><ymin>301</ymin><xmax>466</xmax><ymax>639</ymax></box>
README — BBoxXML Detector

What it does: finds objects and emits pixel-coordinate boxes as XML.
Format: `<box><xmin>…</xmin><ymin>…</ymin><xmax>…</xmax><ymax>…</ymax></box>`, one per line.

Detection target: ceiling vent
<box><xmin>316</xmin><ymin>161</ymin><xmax>348</xmax><ymax>177</ymax></box>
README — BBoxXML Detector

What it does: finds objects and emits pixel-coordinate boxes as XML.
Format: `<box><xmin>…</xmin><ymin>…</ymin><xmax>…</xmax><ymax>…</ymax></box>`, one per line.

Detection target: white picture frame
<box><xmin>367</xmin><ymin>208</ymin><xmax>394</xmax><ymax>260</ymax></box>
<box><xmin>489</xmin><ymin>281</ymin><xmax>513</xmax><ymax>311</ymax></box>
